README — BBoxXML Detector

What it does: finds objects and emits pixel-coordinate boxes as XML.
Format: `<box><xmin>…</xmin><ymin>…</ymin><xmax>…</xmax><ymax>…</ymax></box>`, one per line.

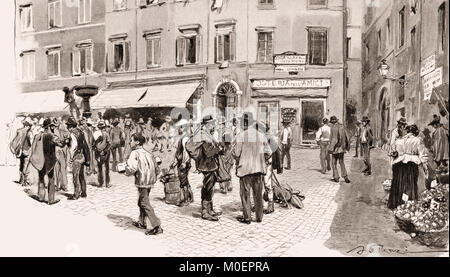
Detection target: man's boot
<box><xmin>201</xmin><ymin>201</ymin><xmax>218</xmax><ymax>221</ymax></box>
<box><xmin>264</xmin><ymin>201</ymin><xmax>275</xmax><ymax>214</ymax></box>
<box><xmin>208</xmin><ymin>201</ymin><xmax>222</xmax><ymax>217</ymax></box>
<box><xmin>187</xmin><ymin>186</ymin><xmax>194</xmax><ymax>203</ymax></box>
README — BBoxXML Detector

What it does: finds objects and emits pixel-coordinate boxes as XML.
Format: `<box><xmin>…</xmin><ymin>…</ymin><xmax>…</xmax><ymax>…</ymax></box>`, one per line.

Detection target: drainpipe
<box><xmin>343</xmin><ymin>0</ymin><xmax>348</xmax><ymax>126</ymax></box>
<box><xmin>417</xmin><ymin>0</ymin><xmax>423</xmax><ymax>127</ymax></box>
<box><xmin>135</xmin><ymin>0</ymin><xmax>138</xmax><ymax>80</ymax></box>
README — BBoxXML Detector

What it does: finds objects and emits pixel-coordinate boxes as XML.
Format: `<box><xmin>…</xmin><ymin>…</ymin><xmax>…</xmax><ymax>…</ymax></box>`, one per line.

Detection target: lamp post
<box><xmin>378</xmin><ymin>60</ymin><xmax>407</xmax><ymax>87</ymax></box>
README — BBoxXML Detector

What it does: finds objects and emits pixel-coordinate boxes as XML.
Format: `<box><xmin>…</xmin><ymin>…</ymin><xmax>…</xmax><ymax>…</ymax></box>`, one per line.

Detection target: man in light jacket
<box><xmin>232</xmin><ymin>113</ymin><xmax>272</xmax><ymax>224</ymax></box>
<box><xmin>126</xmin><ymin>134</ymin><xmax>163</xmax><ymax>236</ymax></box>
<box><xmin>315</xmin><ymin>118</ymin><xmax>331</xmax><ymax>174</ymax></box>
<box><xmin>360</xmin><ymin>116</ymin><xmax>374</xmax><ymax>176</ymax></box>
<box><xmin>329</xmin><ymin>116</ymin><xmax>351</xmax><ymax>183</ymax></box>
<box><xmin>280</xmin><ymin>120</ymin><xmax>292</xmax><ymax>170</ymax></box>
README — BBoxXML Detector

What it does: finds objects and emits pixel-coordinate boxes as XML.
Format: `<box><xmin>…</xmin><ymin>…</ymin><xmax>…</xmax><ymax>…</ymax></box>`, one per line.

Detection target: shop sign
<box><xmin>275</xmin><ymin>65</ymin><xmax>306</xmax><ymax>73</ymax></box>
<box><xmin>274</xmin><ymin>54</ymin><xmax>307</xmax><ymax>65</ymax></box>
<box><xmin>420</xmin><ymin>55</ymin><xmax>436</xmax><ymax>77</ymax></box>
<box><xmin>423</xmin><ymin>67</ymin><xmax>443</xmax><ymax>101</ymax></box>
<box><xmin>251</xmin><ymin>79</ymin><xmax>331</xmax><ymax>89</ymax></box>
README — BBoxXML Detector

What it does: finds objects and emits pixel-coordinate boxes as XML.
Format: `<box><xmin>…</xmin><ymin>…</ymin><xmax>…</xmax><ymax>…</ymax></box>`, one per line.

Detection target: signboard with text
<box><xmin>275</xmin><ymin>65</ymin><xmax>306</xmax><ymax>73</ymax></box>
<box><xmin>274</xmin><ymin>54</ymin><xmax>307</xmax><ymax>65</ymax></box>
<box><xmin>423</xmin><ymin>67</ymin><xmax>443</xmax><ymax>101</ymax></box>
<box><xmin>420</xmin><ymin>55</ymin><xmax>436</xmax><ymax>77</ymax></box>
<box><xmin>251</xmin><ymin>79</ymin><xmax>331</xmax><ymax>89</ymax></box>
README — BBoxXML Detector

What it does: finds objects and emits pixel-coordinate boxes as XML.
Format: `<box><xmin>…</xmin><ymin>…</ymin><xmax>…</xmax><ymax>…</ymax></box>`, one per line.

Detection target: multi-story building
<box><xmin>15</xmin><ymin>0</ymin><xmax>106</xmax><ymax>115</ymax></box>
<box><xmin>91</xmin><ymin>0</ymin><xmax>347</xmax><ymax>145</ymax></box>
<box><xmin>361</xmin><ymin>0</ymin><xmax>448</xmax><ymax>145</ymax></box>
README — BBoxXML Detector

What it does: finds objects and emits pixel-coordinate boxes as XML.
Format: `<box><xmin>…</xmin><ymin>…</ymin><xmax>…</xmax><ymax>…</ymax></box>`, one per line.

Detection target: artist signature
<box><xmin>347</xmin><ymin>244</ymin><xmax>449</xmax><ymax>256</ymax></box>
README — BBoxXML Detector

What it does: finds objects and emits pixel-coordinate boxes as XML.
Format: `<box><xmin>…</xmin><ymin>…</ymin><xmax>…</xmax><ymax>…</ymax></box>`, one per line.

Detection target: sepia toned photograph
<box><xmin>0</xmin><ymin>0</ymin><xmax>448</xmax><ymax>261</ymax></box>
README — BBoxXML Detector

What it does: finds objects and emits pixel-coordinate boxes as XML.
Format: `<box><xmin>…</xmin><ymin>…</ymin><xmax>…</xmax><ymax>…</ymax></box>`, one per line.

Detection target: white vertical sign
<box><xmin>423</xmin><ymin>67</ymin><xmax>443</xmax><ymax>101</ymax></box>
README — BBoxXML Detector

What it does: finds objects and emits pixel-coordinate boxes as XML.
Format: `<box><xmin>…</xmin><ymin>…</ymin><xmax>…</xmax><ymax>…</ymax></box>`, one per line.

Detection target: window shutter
<box><xmin>176</xmin><ymin>36</ymin><xmax>185</xmax><ymax>66</ymax></box>
<box><xmin>55</xmin><ymin>1</ymin><xmax>61</xmax><ymax>26</ymax></box>
<box><xmin>146</xmin><ymin>39</ymin><xmax>153</xmax><ymax>67</ymax></box>
<box><xmin>217</xmin><ymin>35</ymin><xmax>224</xmax><ymax>62</ymax></box>
<box><xmin>267</xmin><ymin>32</ymin><xmax>273</xmax><ymax>61</ymax></box>
<box><xmin>72</xmin><ymin>49</ymin><xmax>81</xmax><ymax>75</ymax></box>
<box><xmin>155</xmin><ymin>38</ymin><xmax>161</xmax><ymax>65</ymax></box>
<box><xmin>230</xmin><ymin>32</ymin><xmax>236</xmax><ymax>62</ymax></box>
<box><xmin>214</xmin><ymin>35</ymin><xmax>218</xmax><ymax>63</ymax></box>
<box><xmin>257</xmin><ymin>33</ymin><xmax>265</xmax><ymax>62</ymax></box>
<box><xmin>195</xmin><ymin>34</ymin><xmax>202</xmax><ymax>64</ymax></box>
<box><xmin>86</xmin><ymin>46</ymin><xmax>93</xmax><ymax>72</ymax></box>
<box><xmin>107</xmin><ymin>42</ymin><xmax>114</xmax><ymax>72</ymax></box>
<box><xmin>124</xmin><ymin>41</ymin><xmax>130</xmax><ymax>71</ymax></box>
<box><xmin>320</xmin><ymin>30</ymin><xmax>327</xmax><ymax>65</ymax></box>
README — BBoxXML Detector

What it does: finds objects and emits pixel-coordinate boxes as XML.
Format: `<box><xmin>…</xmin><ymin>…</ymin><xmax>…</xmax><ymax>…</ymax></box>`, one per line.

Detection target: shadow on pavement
<box><xmin>107</xmin><ymin>214</ymin><xmax>145</xmax><ymax>233</ymax></box>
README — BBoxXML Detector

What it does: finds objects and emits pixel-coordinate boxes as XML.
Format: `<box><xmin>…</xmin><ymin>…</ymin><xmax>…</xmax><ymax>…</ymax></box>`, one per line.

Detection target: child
<box><xmin>125</xmin><ymin>134</ymin><xmax>163</xmax><ymax>236</ymax></box>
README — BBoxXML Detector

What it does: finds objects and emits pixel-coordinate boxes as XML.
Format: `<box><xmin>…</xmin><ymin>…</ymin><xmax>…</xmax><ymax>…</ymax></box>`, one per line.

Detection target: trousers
<box><xmin>38</xmin><ymin>168</ymin><xmax>55</xmax><ymax>203</ymax></box>
<box><xmin>362</xmin><ymin>143</ymin><xmax>371</xmax><ymax>173</ymax></box>
<box><xmin>72</xmin><ymin>154</ymin><xmax>87</xmax><ymax>198</ymax></box>
<box><xmin>201</xmin><ymin>171</ymin><xmax>217</xmax><ymax>201</ymax></box>
<box><xmin>319</xmin><ymin>141</ymin><xmax>331</xmax><ymax>172</ymax></box>
<box><xmin>138</xmin><ymin>188</ymin><xmax>161</xmax><ymax>228</ymax></box>
<box><xmin>281</xmin><ymin>144</ymin><xmax>291</xmax><ymax>169</ymax></box>
<box><xmin>240</xmin><ymin>173</ymin><xmax>264</xmax><ymax>222</ymax></box>
<box><xmin>331</xmin><ymin>153</ymin><xmax>348</xmax><ymax>179</ymax></box>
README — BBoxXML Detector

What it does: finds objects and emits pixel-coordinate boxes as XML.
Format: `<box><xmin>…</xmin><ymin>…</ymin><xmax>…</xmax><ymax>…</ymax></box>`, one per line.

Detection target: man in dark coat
<box><xmin>31</xmin><ymin>118</ymin><xmax>64</xmax><ymax>205</ymax></box>
<box><xmin>195</xmin><ymin>115</ymin><xmax>223</xmax><ymax>221</ymax></box>
<box><xmin>10</xmin><ymin>117</ymin><xmax>33</xmax><ymax>186</ymax></box>
<box><xmin>53</xmin><ymin>118</ymin><xmax>69</xmax><ymax>191</ymax></box>
<box><xmin>361</xmin><ymin>116</ymin><xmax>374</xmax><ymax>176</ymax></box>
<box><xmin>429</xmin><ymin>115</ymin><xmax>449</xmax><ymax>167</ymax></box>
<box><xmin>93</xmin><ymin>120</ymin><xmax>111</xmax><ymax>188</ymax></box>
<box><xmin>329</xmin><ymin>116</ymin><xmax>351</xmax><ymax>183</ymax></box>
<box><xmin>66</xmin><ymin>117</ymin><xmax>90</xmax><ymax>199</ymax></box>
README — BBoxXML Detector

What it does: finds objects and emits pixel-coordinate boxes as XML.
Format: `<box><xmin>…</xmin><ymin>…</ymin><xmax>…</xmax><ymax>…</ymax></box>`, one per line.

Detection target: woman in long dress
<box><xmin>388</xmin><ymin>124</ymin><xmax>428</xmax><ymax>209</ymax></box>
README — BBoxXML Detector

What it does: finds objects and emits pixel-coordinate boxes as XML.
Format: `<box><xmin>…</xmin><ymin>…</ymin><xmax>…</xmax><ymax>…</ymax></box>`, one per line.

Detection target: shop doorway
<box><xmin>216</xmin><ymin>82</ymin><xmax>237</xmax><ymax>118</ymax></box>
<box><xmin>300</xmin><ymin>99</ymin><xmax>325</xmax><ymax>144</ymax></box>
<box><xmin>258</xmin><ymin>101</ymin><xmax>279</xmax><ymax>132</ymax></box>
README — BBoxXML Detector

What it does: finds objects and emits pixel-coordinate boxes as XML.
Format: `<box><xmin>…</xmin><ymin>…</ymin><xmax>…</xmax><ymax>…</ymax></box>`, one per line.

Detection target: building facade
<box><xmin>361</xmin><ymin>0</ymin><xmax>449</xmax><ymax>145</ymax></box>
<box><xmin>96</xmin><ymin>0</ymin><xmax>347</xmax><ymax>145</ymax></box>
<box><xmin>15</xmin><ymin>0</ymin><xmax>106</xmax><ymax>115</ymax></box>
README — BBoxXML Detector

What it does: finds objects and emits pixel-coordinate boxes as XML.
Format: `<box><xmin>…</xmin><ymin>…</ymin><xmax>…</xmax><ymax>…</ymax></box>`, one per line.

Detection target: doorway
<box><xmin>300</xmin><ymin>99</ymin><xmax>326</xmax><ymax>144</ymax></box>
<box><xmin>216</xmin><ymin>82</ymin><xmax>237</xmax><ymax>118</ymax></box>
<box><xmin>379</xmin><ymin>88</ymin><xmax>390</xmax><ymax>145</ymax></box>
<box><xmin>258</xmin><ymin>101</ymin><xmax>280</xmax><ymax>132</ymax></box>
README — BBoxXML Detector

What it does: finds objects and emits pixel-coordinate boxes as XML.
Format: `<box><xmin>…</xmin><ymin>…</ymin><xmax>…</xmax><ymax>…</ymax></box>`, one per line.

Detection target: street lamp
<box><xmin>378</xmin><ymin>60</ymin><xmax>407</xmax><ymax>87</ymax></box>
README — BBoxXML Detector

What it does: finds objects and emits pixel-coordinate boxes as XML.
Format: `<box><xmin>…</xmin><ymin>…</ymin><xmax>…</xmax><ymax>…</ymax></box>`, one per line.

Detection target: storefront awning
<box><xmin>91</xmin><ymin>82</ymin><xmax>201</xmax><ymax>109</ymax></box>
<box><xmin>251</xmin><ymin>89</ymin><xmax>328</xmax><ymax>98</ymax></box>
<box><xmin>15</xmin><ymin>90</ymin><xmax>76</xmax><ymax>115</ymax></box>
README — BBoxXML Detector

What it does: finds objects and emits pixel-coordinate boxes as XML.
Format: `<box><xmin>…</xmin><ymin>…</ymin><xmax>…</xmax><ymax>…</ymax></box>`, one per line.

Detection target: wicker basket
<box><xmin>416</xmin><ymin>228</ymin><xmax>449</xmax><ymax>248</ymax></box>
<box><xmin>395</xmin><ymin>216</ymin><xmax>417</xmax><ymax>233</ymax></box>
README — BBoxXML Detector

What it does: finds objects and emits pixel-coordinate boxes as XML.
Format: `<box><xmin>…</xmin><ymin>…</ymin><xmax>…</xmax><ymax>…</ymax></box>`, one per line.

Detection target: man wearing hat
<box><xmin>354</xmin><ymin>120</ymin><xmax>362</xmax><ymax>158</ymax></box>
<box><xmin>429</xmin><ymin>115</ymin><xmax>449</xmax><ymax>167</ymax></box>
<box><xmin>360</xmin><ymin>116</ymin><xmax>374</xmax><ymax>176</ymax></box>
<box><xmin>79</xmin><ymin>117</ymin><xmax>95</xmax><ymax>176</ymax></box>
<box><xmin>156</xmin><ymin>116</ymin><xmax>172</xmax><ymax>153</ymax></box>
<box><xmin>315</xmin><ymin>118</ymin><xmax>332</xmax><ymax>174</ymax></box>
<box><xmin>66</xmin><ymin>117</ymin><xmax>90</xmax><ymax>199</ymax></box>
<box><xmin>52</xmin><ymin>118</ymin><xmax>69</xmax><ymax>191</ymax></box>
<box><xmin>329</xmin><ymin>116</ymin><xmax>351</xmax><ymax>183</ymax></box>
<box><xmin>390</xmin><ymin>117</ymin><xmax>407</xmax><ymax>156</ymax></box>
<box><xmin>232</xmin><ymin>112</ymin><xmax>273</xmax><ymax>224</ymax></box>
<box><xmin>188</xmin><ymin>114</ymin><xmax>223</xmax><ymax>221</ymax></box>
<box><xmin>123</xmin><ymin>118</ymin><xmax>135</xmax><ymax>160</ymax></box>
<box><xmin>280</xmin><ymin>119</ymin><xmax>292</xmax><ymax>170</ymax></box>
<box><xmin>86</xmin><ymin>118</ymin><xmax>98</xmax><ymax>175</ymax></box>
<box><xmin>30</xmin><ymin>118</ymin><xmax>64</xmax><ymax>204</ymax></box>
<box><xmin>9</xmin><ymin>117</ymin><xmax>33</xmax><ymax>186</ymax></box>
<box><xmin>110</xmin><ymin>118</ymin><xmax>125</xmax><ymax>172</ymax></box>
<box><xmin>93</xmin><ymin>120</ymin><xmax>111</xmax><ymax>188</ymax></box>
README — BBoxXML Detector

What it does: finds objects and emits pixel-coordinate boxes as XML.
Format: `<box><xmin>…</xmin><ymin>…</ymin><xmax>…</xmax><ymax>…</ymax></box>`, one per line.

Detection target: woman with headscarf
<box><xmin>388</xmin><ymin>124</ymin><xmax>428</xmax><ymax>209</ymax></box>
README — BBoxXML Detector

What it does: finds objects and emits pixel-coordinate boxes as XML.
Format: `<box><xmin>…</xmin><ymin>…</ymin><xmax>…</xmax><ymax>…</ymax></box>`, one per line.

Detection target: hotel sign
<box><xmin>273</xmin><ymin>54</ymin><xmax>307</xmax><ymax>65</ymax></box>
<box><xmin>420</xmin><ymin>55</ymin><xmax>436</xmax><ymax>77</ymax></box>
<box><xmin>252</xmin><ymin>79</ymin><xmax>331</xmax><ymax>89</ymax></box>
<box><xmin>423</xmin><ymin>67</ymin><xmax>443</xmax><ymax>101</ymax></box>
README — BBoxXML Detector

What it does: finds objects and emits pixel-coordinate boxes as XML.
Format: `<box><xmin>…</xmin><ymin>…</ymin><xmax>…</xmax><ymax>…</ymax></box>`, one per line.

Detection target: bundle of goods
<box><xmin>394</xmin><ymin>184</ymin><xmax>449</xmax><ymax>247</ymax></box>
<box><xmin>159</xmin><ymin>168</ymin><xmax>181</xmax><ymax>205</ymax></box>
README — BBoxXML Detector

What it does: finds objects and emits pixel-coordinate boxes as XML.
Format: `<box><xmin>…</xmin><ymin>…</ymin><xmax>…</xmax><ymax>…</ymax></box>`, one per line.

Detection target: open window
<box><xmin>214</xmin><ymin>20</ymin><xmax>236</xmax><ymax>63</ymax></box>
<box><xmin>308</xmin><ymin>27</ymin><xmax>328</xmax><ymax>66</ymax></box>
<box><xmin>144</xmin><ymin>29</ymin><xmax>162</xmax><ymax>68</ymax></box>
<box><xmin>72</xmin><ymin>40</ymin><xmax>94</xmax><ymax>76</ymax></box>
<box><xmin>19</xmin><ymin>4</ymin><xmax>33</xmax><ymax>32</ymax></box>
<box><xmin>20</xmin><ymin>50</ymin><xmax>35</xmax><ymax>81</ymax></box>
<box><xmin>48</xmin><ymin>0</ymin><xmax>62</xmax><ymax>28</ymax></box>
<box><xmin>108</xmin><ymin>34</ymin><xmax>131</xmax><ymax>72</ymax></box>
<box><xmin>176</xmin><ymin>24</ymin><xmax>202</xmax><ymax>66</ymax></box>
<box><xmin>256</xmin><ymin>27</ymin><xmax>274</xmax><ymax>63</ymax></box>
<box><xmin>46</xmin><ymin>46</ymin><xmax>61</xmax><ymax>78</ymax></box>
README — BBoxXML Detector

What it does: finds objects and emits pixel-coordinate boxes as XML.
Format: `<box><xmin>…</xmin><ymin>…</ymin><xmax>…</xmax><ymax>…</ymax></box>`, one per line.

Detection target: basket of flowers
<box><xmin>394</xmin><ymin>201</ymin><xmax>422</xmax><ymax>233</ymax></box>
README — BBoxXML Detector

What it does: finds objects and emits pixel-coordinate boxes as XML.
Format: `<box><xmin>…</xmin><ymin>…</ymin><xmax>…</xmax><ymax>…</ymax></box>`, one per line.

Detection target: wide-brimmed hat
<box><xmin>125</xmin><ymin>113</ymin><xmax>131</xmax><ymax>118</ymax></box>
<box><xmin>22</xmin><ymin>117</ymin><xmax>33</xmax><ymax>127</ymax></box>
<box><xmin>97</xmin><ymin>120</ymin><xmax>106</xmax><ymax>128</ymax></box>
<box><xmin>428</xmin><ymin>115</ymin><xmax>441</xmax><ymax>126</ymax></box>
<box><xmin>111</xmin><ymin>118</ymin><xmax>120</xmax><ymax>126</ymax></box>
<box><xmin>330</xmin><ymin>116</ymin><xmax>338</xmax><ymax>122</ymax></box>
<box><xmin>322</xmin><ymin>118</ymin><xmax>329</xmax><ymax>124</ymax></box>
<box><xmin>52</xmin><ymin>118</ymin><xmax>60</xmax><ymax>127</ymax></box>
<box><xmin>86</xmin><ymin>118</ymin><xmax>94</xmax><ymax>126</ymax></box>
<box><xmin>397</xmin><ymin>117</ymin><xmax>407</xmax><ymax>126</ymax></box>
<box><xmin>201</xmin><ymin>115</ymin><xmax>216</xmax><ymax>125</ymax></box>
<box><xmin>165</xmin><ymin>116</ymin><xmax>172</xmax><ymax>122</ymax></box>
<box><xmin>66</xmin><ymin>117</ymin><xmax>77</xmax><ymax>128</ymax></box>
<box><xmin>361</xmin><ymin>116</ymin><xmax>370</xmax><ymax>123</ymax></box>
<box><xmin>137</xmin><ymin>118</ymin><xmax>145</xmax><ymax>125</ymax></box>
<box><xmin>42</xmin><ymin>118</ymin><xmax>54</xmax><ymax>129</ymax></box>
<box><xmin>125</xmin><ymin>119</ymin><xmax>133</xmax><ymax>126</ymax></box>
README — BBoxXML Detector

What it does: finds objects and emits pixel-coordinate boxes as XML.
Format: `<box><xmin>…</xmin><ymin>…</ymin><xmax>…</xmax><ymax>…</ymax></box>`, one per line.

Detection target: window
<box><xmin>410</xmin><ymin>27</ymin><xmax>416</xmax><ymax>71</ymax></box>
<box><xmin>113</xmin><ymin>0</ymin><xmax>127</xmax><ymax>10</ymax></box>
<box><xmin>48</xmin><ymin>0</ymin><xmax>62</xmax><ymax>28</ymax></box>
<box><xmin>141</xmin><ymin>0</ymin><xmax>163</xmax><ymax>6</ymax></box>
<box><xmin>398</xmin><ymin>7</ymin><xmax>406</xmax><ymax>48</ymax></box>
<box><xmin>257</xmin><ymin>30</ymin><xmax>274</xmax><ymax>63</ymax></box>
<box><xmin>145</xmin><ymin>34</ymin><xmax>161</xmax><ymax>67</ymax></box>
<box><xmin>346</xmin><ymin>37</ymin><xmax>351</xmax><ymax>59</ymax></box>
<box><xmin>72</xmin><ymin>42</ymin><xmax>94</xmax><ymax>76</ymax></box>
<box><xmin>258</xmin><ymin>0</ymin><xmax>274</xmax><ymax>8</ymax></box>
<box><xmin>397</xmin><ymin>76</ymin><xmax>405</xmax><ymax>102</ymax></box>
<box><xmin>78</xmin><ymin>0</ymin><xmax>91</xmax><ymax>24</ymax></box>
<box><xmin>47</xmin><ymin>48</ymin><xmax>61</xmax><ymax>77</ymax></box>
<box><xmin>112</xmin><ymin>42</ymin><xmax>130</xmax><ymax>72</ymax></box>
<box><xmin>386</xmin><ymin>18</ymin><xmax>391</xmax><ymax>47</ymax></box>
<box><xmin>19</xmin><ymin>5</ymin><xmax>33</xmax><ymax>32</ymax></box>
<box><xmin>308</xmin><ymin>27</ymin><xmax>327</xmax><ymax>66</ymax></box>
<box><xmin>20</xmin><ymin>51</ymin><xmax>35</xmax><ymax>81</ymax></box>
<box><xmin>377</xmin><ymin>29</ymin><xmax>382</xmax><ymax>55</ymax></box>
<box><xmin>438</xmin><ymin>3</ymin><xmax>446</xmax><ymax>53</ymax></box>
<box><xmin>215</xmin><ymin>24</ymin><xmax>236</xmax><ymax>63</ymax></box>
<box><xmin>176</xmin><ymin>26</ymin><xmax>201</xmax><ymax>66</ymax></box>
<box><xmin>308</xmin><ymin>0</ymin><xmax>327</xmax><ymax>8</ymax></box>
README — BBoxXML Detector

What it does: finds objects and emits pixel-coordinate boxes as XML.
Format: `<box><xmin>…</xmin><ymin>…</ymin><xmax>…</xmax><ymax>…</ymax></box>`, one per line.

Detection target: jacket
<box><xmin>393</xmin><ymin>133</ymin><xmax>428</xmax><ymax>166</ymax></box>
<box><xmin>196</xmin><ymin>128</ymin><xmax>221</xmax><ymax>172</ymax></box>
<box><xmin>70</xmin><ymin>127</ymin><xmax>90</xmax><ymax>164</ymax></box>
<box><xmin>110</xmin><ymin>125</ymin><xmax>124</xmax><ymax>147</ymax></box>
<box><xmin>232</xmin><ymin>127</ymin><xmax>272</xmax><ymax>178</ymax></box>
<box><xmin>29</xmin><ymin>129</ymin><xmax>63</xmax><ymax>173</ymax></box>
<box><xmin>125</xmin><ymin>147</ymin><xmax>160</xmax><ymax>189</ymax></box>
<box><xmin>431</xmin><ymin>126</ymin><xmax>449</xmax><ymax>162</ymax></box>
<box><xmin>361</xmin><ymin>125</ymin><xmax>374</xmax><ymax>147</ymax></box>
<box><xmin>329</xmin><ymin>123</ymin><xmax>347</xmax><ymax>154</ymax></box>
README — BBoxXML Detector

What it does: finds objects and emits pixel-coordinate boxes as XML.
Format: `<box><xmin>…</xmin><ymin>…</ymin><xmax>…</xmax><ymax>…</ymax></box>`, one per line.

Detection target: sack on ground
<box><xmin>290</xmin><ymin>194</ymin><xmax>304</xmax><ymax>209</ymax></box>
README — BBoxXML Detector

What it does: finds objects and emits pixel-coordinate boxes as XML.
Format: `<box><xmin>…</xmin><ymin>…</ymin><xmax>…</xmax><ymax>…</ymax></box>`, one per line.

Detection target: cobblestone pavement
<box><xmin>11</xmin><ymin>147</ymin><xmax>346</xmax><ymax>257</ymax></box>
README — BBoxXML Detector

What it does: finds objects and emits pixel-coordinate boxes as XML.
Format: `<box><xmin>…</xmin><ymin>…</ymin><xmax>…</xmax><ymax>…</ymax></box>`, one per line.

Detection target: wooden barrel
<box><xmin>164</xmin><ymin>175</ymin><xmax>181</xmax><ymax>205</ymax></box>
